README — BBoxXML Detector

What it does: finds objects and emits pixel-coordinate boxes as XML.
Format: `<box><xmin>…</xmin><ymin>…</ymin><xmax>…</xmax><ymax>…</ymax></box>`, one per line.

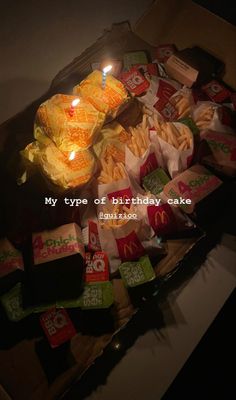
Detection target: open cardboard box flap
<box><xmin>0</xmin><ymin>1</ymin><xmax>234</xmax><ymax>399</ymax></box>
<box><xmin>134</xmin><ymin>0</ymin><xmax>236</xmax><ymax>88</ymax></box>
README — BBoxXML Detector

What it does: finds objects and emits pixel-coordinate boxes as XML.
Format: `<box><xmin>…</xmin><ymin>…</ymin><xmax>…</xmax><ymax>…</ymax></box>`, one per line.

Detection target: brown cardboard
<box><xmin>0</xmin><ymin>0</ymin><xmax>233</xmax><ymax>398</ymax></box>
<box><xmin>134</xmin><ymin>0</ymin><xmax>236</xmax><ymax>89</ymax></box>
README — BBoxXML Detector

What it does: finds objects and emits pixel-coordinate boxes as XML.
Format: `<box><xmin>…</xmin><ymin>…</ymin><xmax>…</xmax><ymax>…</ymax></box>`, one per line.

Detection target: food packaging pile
<box><xmin>1</xmin><ymin>44</ymin><xmax>236</xmax><ymax>348</ymax></box>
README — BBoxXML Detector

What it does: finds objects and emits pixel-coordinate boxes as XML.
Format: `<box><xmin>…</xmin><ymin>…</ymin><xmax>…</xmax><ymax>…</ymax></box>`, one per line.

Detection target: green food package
<box><xmin>123</xmin><ymin>51</ymin><xmax>148</xmax><ymax>70</ymax></box>
<box><xmin>143</xmin><ymin>167</ymin><xmax>170</xmax><ymax>195</ymax></box>
<box><xmin>178</xmin><ymin>117</ymin><xmax>199</xmax><ymax>136</ymax></box>
<box><xmin>119</xmin><ymin>255</ymin><xmax>156</xmax><ymax>288</ymax></box>
<box><xmin>0</xmin><ymin>283</ymin><xmax>33</xmax><ymax>322</ymax></box>
<box><xmin>60</xmin><ymin>281</ymin><xmax>114</xmax><ymax>310</ymax></box>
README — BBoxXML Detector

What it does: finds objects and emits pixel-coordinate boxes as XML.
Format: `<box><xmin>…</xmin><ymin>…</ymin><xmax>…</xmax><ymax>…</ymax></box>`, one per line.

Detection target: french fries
<box><xmin>98</xmin><ymin>156</ymin><xmax>126</xmax><ymax>184</ymax></box>
<box><xmin>127</xmin><ymin>115</ymin><xmax>150</xmax><ymax>157</ymax></box>
<box><xmin>194</xmin><ymin>105</ymin><xmax>215</xmax><ymax>129</ymax></box>
<box><xmin>151</xmin><ymin>116</ymin><xmax>193</xmax><ymax>151</ymax></box>
<box><xmin>104</xmin><ymin>143</ymin><xmax>125</xmax><ymax>163</ymax></box>
<box><xmin>170</xmin><ymin>93</ymin><xmax>191</xmax><ymax>118</ymax></box>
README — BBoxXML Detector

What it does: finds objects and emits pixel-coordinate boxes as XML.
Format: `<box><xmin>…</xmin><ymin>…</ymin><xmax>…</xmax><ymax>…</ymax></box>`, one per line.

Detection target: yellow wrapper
<box><xmin>21</xmin><ymin>135</ymin><xmax>96</xmax><ymax>189</ymax></box>
<box><xmin>73</xmin><ymin>70</ymin><xmax>129</xmax><ymax>118</ymax></box>
<box><xmin>34</xmin><ymin>94</ymin><xmax>105</xmax><ymax>152</ymax></box>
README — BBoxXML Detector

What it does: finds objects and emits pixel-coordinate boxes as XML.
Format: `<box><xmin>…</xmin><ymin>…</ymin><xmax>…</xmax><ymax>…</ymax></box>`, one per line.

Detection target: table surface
<box><xmin>85</xmin><ymin>233</ymin><xmax>236</xmax><ymax>400</ymax></box>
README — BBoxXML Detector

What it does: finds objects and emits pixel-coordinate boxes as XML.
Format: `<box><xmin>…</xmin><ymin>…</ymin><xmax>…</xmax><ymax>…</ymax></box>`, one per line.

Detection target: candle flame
<box><xmin>103</xmin><ymin>65</ymin><xmax>112</xmax><ymax>74</ymax></box>
<box><xmin>69</xmin><ymin>151</ymin><xmax>76</xmax><ymax>161</ymax></box>
<box><xmin>71</xmin><ymin>98</ymin><xmax>80</xmax><ymax>108</ymax></box>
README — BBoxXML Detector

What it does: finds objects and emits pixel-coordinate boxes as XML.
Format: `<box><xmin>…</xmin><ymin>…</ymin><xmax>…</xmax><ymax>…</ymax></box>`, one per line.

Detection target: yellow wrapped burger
<box><xmin>21</xmin><ymin>135</ymin><xmax>96</xmax><ymax>190</ymax></box>
<box><xmin>34</xmin><ymin>94</ymin><xmax>105</xmax><ymax>152</ymax></box>
<box><xmin>73</xmin><ymin>70</ymin><xmax>130</xmax><ymax>119</ymax></box>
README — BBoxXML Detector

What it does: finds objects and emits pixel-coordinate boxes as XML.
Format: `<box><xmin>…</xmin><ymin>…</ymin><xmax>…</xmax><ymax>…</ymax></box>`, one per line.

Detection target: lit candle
<box><xmin>102</xmin><ymin>65</ymin><xmax>112</xmax><ymax>89</ymax></box>
<box><xmin>69</xmin><ymin>98</ymin><xmax>80</xmax><ymax>116</ymax></box>
<box><xmin>69</xmin><ymin>150</ymin><xmax>76</xmax><ymax>161</ymax></box>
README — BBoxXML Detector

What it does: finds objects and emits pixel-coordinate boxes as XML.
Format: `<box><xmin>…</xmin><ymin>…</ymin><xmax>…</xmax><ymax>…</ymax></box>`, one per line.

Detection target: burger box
<box><xmin>0</xmin><ymin>0</ymin><xmax>236</xmax><ymax>399</ymax></box>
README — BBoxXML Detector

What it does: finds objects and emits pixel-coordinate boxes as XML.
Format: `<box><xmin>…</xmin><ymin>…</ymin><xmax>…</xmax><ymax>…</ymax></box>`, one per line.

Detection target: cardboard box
<box><xmin>0</xmin><ymin>1</ymin><xmax>235</xmax><ymax>399</ymax></box>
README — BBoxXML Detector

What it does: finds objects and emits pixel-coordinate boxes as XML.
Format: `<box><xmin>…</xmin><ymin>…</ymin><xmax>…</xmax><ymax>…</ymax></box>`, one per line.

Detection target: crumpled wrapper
<box><xmin>21</xmin><ymin>132</ymin><xmax>96</xmax><ymax>190</ymax></box>
<box><xmin>73</xmin><ymin>70</ymin><xmax>130</xmax><ymax>120</ymax></box>
<box><xmin>34</xmin><ymin>93</ymin><xmax>105</xmax><ymax>151</ymax></box>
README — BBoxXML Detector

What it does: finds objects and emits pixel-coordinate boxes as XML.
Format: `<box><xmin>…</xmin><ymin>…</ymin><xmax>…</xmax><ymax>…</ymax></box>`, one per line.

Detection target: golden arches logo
<box><xmin>154</xmin><ymin>210</ymin><xmax>169</xmax><ymax>226</ymax></box>
<box><xmin>123</xmin><ymin>241</ymin><xmax>139</xmax><ymax>258</ymax></box>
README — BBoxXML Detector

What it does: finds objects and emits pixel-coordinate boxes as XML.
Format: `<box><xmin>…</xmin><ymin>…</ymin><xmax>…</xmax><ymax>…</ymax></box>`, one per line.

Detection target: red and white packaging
<box><xmin>88</xmin><ymin>220</ymin><xmax>102</xmax><ymax>251</ymax></box>
<box><xmin>133</xmin><ymin>63</ymin><xmax>159</xmax><ymax>79</ymax></box>
<box><xmin>40</xmin><ymin>308</ymin><xmax>76</xmax><ymax>348</ymax></box>
<box><xmin>192</xmin><ymin>101</ymin><xmax>235</xmax><ymax>134</ymax></box>
<box><xmin>201</xmin><ymin>80</ymin><xmax>231</xmax><ymax>103</ymax></box>
<box><xmin>150</xmin><ymin>123</ymin><xmax>194</xmax><ymax>178</ymax></box>
<box><xmin>138</xmin><ymin>77</ymin><xmax>181</xmax><ymax>121</ymax></box>
<box><xmin>85</xmin><ymin>252</ymin><xmax>109</xmax><ymax>282</ymax></box>
<box><xmin>146</xmin><ymin>202</ymin><xmax>194</xmax><ymax>237</ymax></box>
<box><xmin>97</xmin><ymin>216</ymin><xmax>161</xmax><ymax>274</ymax></box>
<box><xmin>155</xmin><ymin>44</ymin><xmax>176</xmax><ymax>63</ymax></box>
<box><xmin>125</xmin><ymin>142</ymin><xmax>163</xmax><ymax>184</ymax></box>
<box><xmin>119</xmin><ymin>67</ymin><xmax>150</xmax><ymax>96</ymax></box>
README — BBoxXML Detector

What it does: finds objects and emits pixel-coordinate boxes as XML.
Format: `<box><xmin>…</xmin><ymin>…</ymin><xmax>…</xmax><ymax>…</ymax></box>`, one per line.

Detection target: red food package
<box><xmin>134</xmin><ymin>63</ymin><xmax>159</xmax><ymax>78</ymax></box>
<box><xmin>119</xmin><ymin>67</ymin><xmax>150</xmax><ymax>96</ymax></box>
<box><xmin>85</xmin><ymin>252</ymin><xmax>109</xmax><ymax>283</ymax></box>
<box><xmin>147</xmin><ymin>202</ymin><xmax>194</xmax><ymax>237</ymax></box>
<box><xmin>40</xmin><ymin>308</ymin><xmax>76</xmax><ymax>348</ymax></box>
<box><xmin>88</xmin><ymin>220</ymin><xmax>101</xmax><ymax>251</ymax></box>
<box><xmin>201</xmin><ymin>80</ymin><xmax>231</xmax><ymax>103</ymax></box>
<box><xmin>155</xmin><ymin>44</ymin><xmax>176</xmax><ymax>63</ymax></box>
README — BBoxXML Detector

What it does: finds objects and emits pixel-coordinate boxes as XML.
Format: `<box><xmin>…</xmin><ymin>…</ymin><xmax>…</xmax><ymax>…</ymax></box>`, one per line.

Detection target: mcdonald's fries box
<box><xmin>0</xmin><ymin>1</ymin><xmax>236</xmax><ymax>399</ymax></box>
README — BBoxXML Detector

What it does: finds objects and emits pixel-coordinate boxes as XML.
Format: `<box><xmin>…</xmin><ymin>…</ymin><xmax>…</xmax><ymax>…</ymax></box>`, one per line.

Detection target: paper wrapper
<box><xmin>34</xmin><ymin>94</ymin><xmax>105</xmax><ymax>151</ymax></box>
<box><xmin>198</xmin><ymin>129</ymin><xmax>236</xmax><ymax>176</ymax></box>
<box><xmin>93</xmin><ymin>121</ymin><xmax>129</xmax><ymax>164</ymax></box>
<box><xmin>150</xmin><ymin>122</ymin><xmax>194</xmax><ymax>178</ymax></box>
<box><xmin>192</xmin><ymin>101</ymin><xmax>235</xmax><ymax>134</ymax></box>
<box><xmin>125</xmin><ymin>142</ymin><xmax>163</xmax><ymax>184</ymax></box>
<box><xmin>137</xmin><ymin>76</ymin><xmax>181</xmax><ymax>121</ymax></box>
<box><xmin>73</xmin><ymin>70</ymin><xmax>130</xmax><ymax>119</ymax></box>
<box><xmin>163</xmin><ymin>164</ymin><xmax>222</xmax><ymax>214</ymax></box>
<box><xmin>21</xmin><ymin>135</ymin><xmax>96</xmax><ymax>190</ymax></box>
<box><xmin>97</xmin><ymin>215</ymin><xmax>163</xmax><ymax>274</ymax></box>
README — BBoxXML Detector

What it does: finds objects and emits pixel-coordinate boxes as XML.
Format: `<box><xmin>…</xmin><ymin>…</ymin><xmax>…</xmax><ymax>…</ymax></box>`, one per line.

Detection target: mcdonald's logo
<box><xmin>115</xmin><ymin>231</ymin><xmax>145</xmax><ymax>261</ymax></box>
<box><xmin>154</xmin><ymin>210</ymin><xmax>169</xmax><ymax>226</ymax></box>
<box><xmin>123</xmin><ymin>241</ymin><xmax>139</xmax><ymax>258</ymax></box>
<box><xmin>147</xmin><ymin>204</ymin><xmax>176</xmax><ymax>236</ymax></box>
<box><xmin>140</xmin><ymin>153</ymin><xmax>158</xmax><ymax>180</ymax></box>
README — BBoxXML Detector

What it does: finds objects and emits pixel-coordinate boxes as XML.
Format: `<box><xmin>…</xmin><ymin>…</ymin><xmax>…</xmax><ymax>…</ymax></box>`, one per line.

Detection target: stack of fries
<box><xmin>170</xmin><ymin>93</ymin><xmax>191</xmax><ymax>118</ymax></box>
<box><xmin>152</xmin><ymin>114</ymin><xmax>193</xmax><ymax>150</ymax></box>
<box><xmin>100</xmin><ymin>203</ymin><xmax>135</xmax><ymax>229</ymax></box>
<box><xmin>119</xmin><ymin>129</ymin><xmax>131</xmax><ymax>143</ymax></box>
<box><xmin>104</xmin><ymin>143</ymin><xmax>125</xmax><ymax>163</ymax></box>
<box><xmin>194</xmin><ymin>105</ymin><xmax>215</xmax><ymax>129</ymax></box>
<box><xmin>98</xmin><ymin>156</ymin><xmax>126</xmax><ymax>183</ymax></box>
<box><xmin>127</xmin><ymin>115</ymin><xmax>150</xmax><ymax>157</ymax></box>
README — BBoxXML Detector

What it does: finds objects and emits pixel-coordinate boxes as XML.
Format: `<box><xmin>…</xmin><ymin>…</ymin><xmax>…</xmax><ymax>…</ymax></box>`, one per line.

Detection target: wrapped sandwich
<box><xmin>73</xmin><ymin>70</ymin><xmax>130</xmax><ymax>120</ymax></box>
<box><xmin>34</xmin><ymin>94</ymin><xmax>105</xmax><ymax>151</ymax></box>
<box><xmin>21</xmin><ymin>132</ymin><xmax>96</xmax><ymax>190</ymax></box>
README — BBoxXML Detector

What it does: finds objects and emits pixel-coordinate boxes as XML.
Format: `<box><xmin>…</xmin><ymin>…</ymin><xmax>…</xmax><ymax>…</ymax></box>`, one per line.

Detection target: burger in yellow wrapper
<box><xmin>21</xmin><ymin>132</ymin><xmax>96</xmax><ymax>190</ymax></box>
<box><xmin>34</xmin><ymin>94</ymin><xmax>105</xmax><ymax>152</ymax></box>
<box><xmin>73</xmin><ymin>70</ymin><xmax>130</xmax><ymax>119</ymax></box>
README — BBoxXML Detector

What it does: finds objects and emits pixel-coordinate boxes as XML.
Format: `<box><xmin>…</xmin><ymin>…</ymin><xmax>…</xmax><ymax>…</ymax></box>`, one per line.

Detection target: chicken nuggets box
<box><xmin>23</xmin><ymin>223</ymin><xmax>85</xmax><ymax>307</ymax></box>
<box><xmin>0</xmin><ymin>0</ymin><xmax>236</xmax><ymax>399</ymax></box>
